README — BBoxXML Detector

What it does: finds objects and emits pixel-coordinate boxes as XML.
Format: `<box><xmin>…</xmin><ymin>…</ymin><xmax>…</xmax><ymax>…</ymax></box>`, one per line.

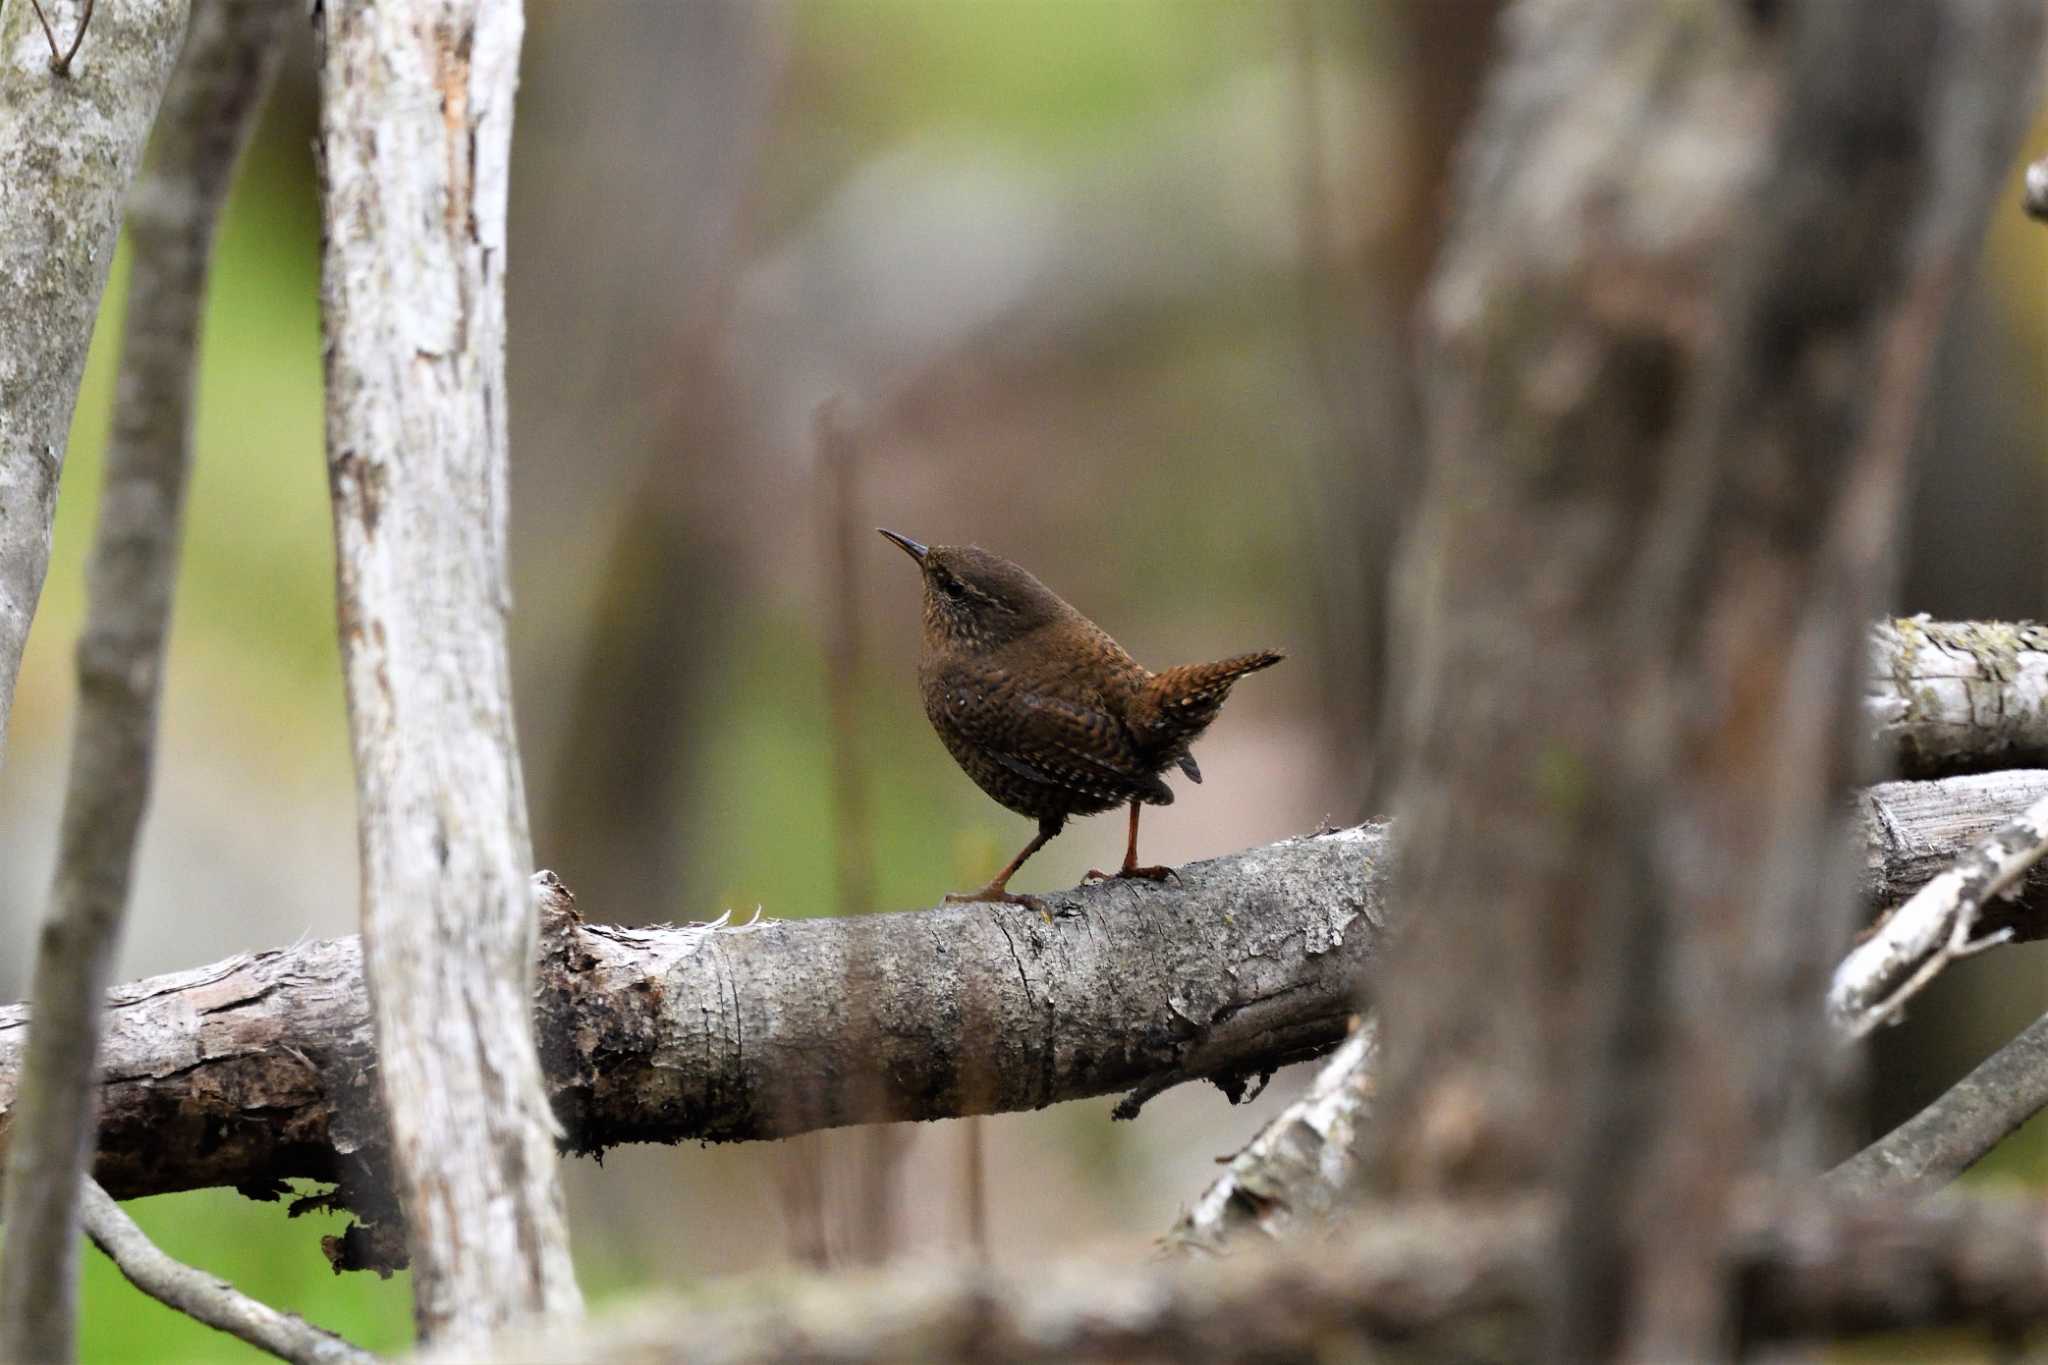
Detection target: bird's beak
<box><xmin>877</xmin><ymin>528</ymin><xmax>928</xmax><ymax>564</ymax></box>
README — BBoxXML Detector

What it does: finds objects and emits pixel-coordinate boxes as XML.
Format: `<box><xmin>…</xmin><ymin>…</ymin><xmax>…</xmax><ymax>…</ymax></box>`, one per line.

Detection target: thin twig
<box><xmin>82</xmin><ymin>1179</ymin><xmax>379</xmax><ymax>1364</ymax></box>
<box><xmin>0</xmin><ymin>0</ymin><xmax>286</xmax><ymax>1356</ymax></box>
<box><xmin>1828</xmin><ymin>1006</ymin><xmax>2048</xmax><ymax>1196</ymax></box>
<box><xmin>50</xmin><ymin>0</ymin><xmax>93</xmax><ymax>72</ymax></box>
<box><xmin>1829</xmin><ymin>788</ymin><xmax>2048</xmax><ymax>1038</ymax></box>
<box><xmin>25</xmin><ymin>0</ymin><xmax>61</xmax><ymax>61</ymax></box>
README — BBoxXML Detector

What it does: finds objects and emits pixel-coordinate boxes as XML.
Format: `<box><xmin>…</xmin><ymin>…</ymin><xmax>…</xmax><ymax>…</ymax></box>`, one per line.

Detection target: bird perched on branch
<box><xmin>880</xmin><ymin>529</ymin><xmax>1283</xmax><ymax>911</ymax></box>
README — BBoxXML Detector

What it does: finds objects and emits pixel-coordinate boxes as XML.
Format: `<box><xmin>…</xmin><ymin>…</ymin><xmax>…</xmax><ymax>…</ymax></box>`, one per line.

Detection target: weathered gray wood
<box><xmin>0</xmin><ymin>0</ymin><xmax>189</xmax><ymax>768</ymax></box>
<box><xmin>314</xmin><ymin>0</ymin><xmax>579</xmax><ymax>1339</ymax></box>
<box><xmin>0</xmin><ymin>830</ymin><xmax>1385</xmax><ymax>1228</ymax></box>
<box><xmin>434</xmin><ymin>1193</ymin><xmax>2048</xmax><ymax>1364</ymax></box>
<box><xmin>0</xmin><ymin>0</ymin><xmax>282</xmax><ymax>1354</ymax></box>
<box><xmin>13</xmin><ymin>786</ymin><xmax>2048</xmax><ymax>1236</ymax></box>
<box><xmin>1870</xmin><ymin>619</ymin><xmax>2048</xmax><ymax>778</ymax></box>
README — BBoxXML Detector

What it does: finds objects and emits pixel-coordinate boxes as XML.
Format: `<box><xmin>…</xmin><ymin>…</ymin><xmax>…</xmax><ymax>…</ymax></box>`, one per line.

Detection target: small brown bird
<box><xmin>881</xmin><ymin>529</ymin><xmax>1283</xmax><ymax>909</ymax></box>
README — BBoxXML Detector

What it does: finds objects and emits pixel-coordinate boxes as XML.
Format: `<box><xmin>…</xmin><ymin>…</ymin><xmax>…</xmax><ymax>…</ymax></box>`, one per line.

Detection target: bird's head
<box><xmin>878</xmin><ymin>530</ymin><xmax>1069</xmax><ymax>652</ymax></box>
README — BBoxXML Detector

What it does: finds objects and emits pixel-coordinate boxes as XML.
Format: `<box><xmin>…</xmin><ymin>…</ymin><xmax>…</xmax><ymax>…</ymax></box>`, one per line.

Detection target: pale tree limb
<box><xmin>1163</xmin><ymin>1018</ymin><xmax>1377</xmax><ymax>1256</ymax></box>
<box><xmin>1868</xmin><ymin>618</ymin><xmax>2048</xmax><ymax>777</ymax></box>
<box><xmin>0</xmin><ymin>0</ymin><xmax>285</xmax><ymax>1355</ymax></box>
<box><xmin>1829</xmin><ymin>1008</ymin><xmax>2048</xmax><ymax>1196</ymax></box>
<box><xmin>434</xmin><ymin>1192</ymin><xmax>2048</xmax><ymax>1364</ymax></box>
<box><xmin>81</xmin><ymin>1178</ymin><xmax>378</xmax><ymax>1365</ymax></box>
<box><xmin>0</xmin><ymin>0</ymin><xmax>191</xmax><ymax>769</ymax></box>
<box><xmin>0</xmin><ymin>829</ymin><xmax>1386</xmax><ymax>1236</ymax></box>
<box><xmin>2025</xmin><ymin>153</ymin><xmax>2048</xmax><ymax>221</ymax></box>
<box><xmin>1164</xmin><ymin>772</ymin><xmax>2048</xmax><ymax>1254</ymax></box>
<box><xmin>314</xmin><ymin>0</ymin><xmax>581</xmax><ymax>1339</ymax></box>
<box><xmin>1829</xmin><ymin>787</ymin><xmax>2048</xmax><ymax>1037</ymax></box>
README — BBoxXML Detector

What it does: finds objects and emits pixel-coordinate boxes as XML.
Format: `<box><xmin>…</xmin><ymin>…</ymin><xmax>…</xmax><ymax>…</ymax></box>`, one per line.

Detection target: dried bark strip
<box><xmin>0</xmin><ymin>0</ymin><xmax>189</xmax><ymax>767</ymax></box>
<box><xmin>0</xmin><ymin>0</ymin><xmax>284</xmax><ymax>1354</ymax></box>
<box><xmin>83</xmin><ymin>1177</ymin><xmax>378</xmax><ymax>1365</ymax></box>
<box><xmin>315</xmin><ymin>0</ymin><xmax>580</xmax><ymax>1338</ymax></box>
<box><xmin>437</xmin><ymin>1193</ymin><xmax>2048</xmax><ymax>1364</ymax></box>
<box><xmin>0</xmin><ymin>829</ymin><xmax>1385</xmax><ymax>1214</ymax></box>
<box><xmin>1869</xmin><ymin>618</ymin><xmax>2048</xmax><ymax>778</ymax></box>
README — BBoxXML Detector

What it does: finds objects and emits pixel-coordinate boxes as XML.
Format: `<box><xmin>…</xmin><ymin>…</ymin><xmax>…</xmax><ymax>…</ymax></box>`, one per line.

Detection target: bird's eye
<box><xmin>936</xmin><ymin>571</ymin><xmax>967</xmax><ymax>600</ymax></box>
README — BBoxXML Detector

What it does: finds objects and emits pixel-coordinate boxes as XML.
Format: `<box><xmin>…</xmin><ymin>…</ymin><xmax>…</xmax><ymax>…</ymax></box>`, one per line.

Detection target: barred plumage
<box><xmin>880</xmin><ymin>530</ymin><xmax>1284</xmax><ymax>908</ymax></box>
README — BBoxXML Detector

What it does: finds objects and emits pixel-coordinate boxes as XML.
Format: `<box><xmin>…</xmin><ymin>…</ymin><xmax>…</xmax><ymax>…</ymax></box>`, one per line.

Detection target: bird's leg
<box><xmin>1086</xmin><ymin>802</ymin><xmax>1179</xmax><ymax>884</ymax></box>
<box><xmin>945</xmin><ymin>824</ymin><xmax>1057</xmax><ymax>913</ymax></box>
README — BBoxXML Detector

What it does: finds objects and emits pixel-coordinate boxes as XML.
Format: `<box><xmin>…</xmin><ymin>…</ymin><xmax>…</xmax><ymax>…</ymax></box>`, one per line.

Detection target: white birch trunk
<box><xmin>313</xmin><ymin>0</ymin><xmax>580</xmax><ymax>1340</ymax></box>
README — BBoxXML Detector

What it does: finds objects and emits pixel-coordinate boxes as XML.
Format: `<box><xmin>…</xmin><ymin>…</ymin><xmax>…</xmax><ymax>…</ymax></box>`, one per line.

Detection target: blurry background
<box><xmin>0</xmin><ymin>1</ymin><xmax>2041</xmax><ymax>1357</ymax></box>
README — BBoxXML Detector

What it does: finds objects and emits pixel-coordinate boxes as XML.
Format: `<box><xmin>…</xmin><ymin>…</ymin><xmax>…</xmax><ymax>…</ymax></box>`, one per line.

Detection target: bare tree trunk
<box><xmin>0</xmin><ymin>0</ymin><xmax>190</xmax><ymax>767</ymax></box>
<box><xmin>0</xmin><ymin>0</ymin><xmax>281</xmax><ymax>1354</ymax></box>
<box><xmin>314</xmin><ymin>0</ymin><xmax>581</xmax><ymax>1341</ymax></box>
<box><xmin>1371</xmin><ymin>0</ymin><xmax>2044</xmax><ymax>1358</ymax></box>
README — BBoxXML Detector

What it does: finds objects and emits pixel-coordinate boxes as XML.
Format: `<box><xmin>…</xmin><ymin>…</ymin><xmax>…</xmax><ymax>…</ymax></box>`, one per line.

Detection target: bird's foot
<box><xmin>1084</xmin><ymin>864</ymin><xmax>1181</xmax><ymax>885</ymax></box>
<box><xmin>944</xmin><ymin>886</ymin><xmax>1049</xmax><ymax>918</ymax></box>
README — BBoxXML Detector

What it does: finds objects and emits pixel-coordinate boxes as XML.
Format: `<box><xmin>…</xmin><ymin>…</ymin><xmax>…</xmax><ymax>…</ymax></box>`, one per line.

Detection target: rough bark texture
<box><xmin>1859</xmin><ymin>768</ymin><xmax>2048</xmax><ymax>915</ymax></box>
<box><xmin>0</xmin><ymin>0</ymin><xmax>283</xmax><ymax>1355</ymax></box>
<box><xmin>1833</xmin><ymin>783</ymin><xmax>2048</xmax><ymax>1034</ymax></box>
<box><xmin>1163</xmin><ymin>1020</ymin><xmax>1376</xmax><ymax>1256</ymax></box>
<box><xmin>314</xmin><ymin>0</ymin><xmax>580</xmax><ymax>1338</ymax></box>
<box><xmin>436</xmin><ymin>1193</ymin><xmax>2048</xmax><ymax>1364</ymax></box>
<box><xmin>82</xmin><ymin>1178</ymin><xmax>377</xmax><ymax>1365</ymax></box>
<box><xmin>0</xmin><ymin>0</ymin><xmax>189</xmax><ymax>768</ymax></box>
<box><xmin>1870</xmin><ymin>618</ymin><xmax>2048</xmax><ymax>777</ymax></box>
<box><xmin>9</xmin><ymin>789</ymin><xmax>2043</xmax><ymax>1235</ymax></box>
<box><xmin>0</xmin><ymin>829</ymin><xmax>1385</xmax><ymax>1227</ymax></box>
<box><xmin>1375</xmin><ymin>1</ymin><xmax>2045</xmax><ymax>1359</ymax></box>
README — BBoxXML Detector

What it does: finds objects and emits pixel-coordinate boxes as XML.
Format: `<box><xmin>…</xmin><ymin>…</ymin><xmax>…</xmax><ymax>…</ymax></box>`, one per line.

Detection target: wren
<box><xmin>880</xmin><ymin>529</ymin><xmax>1283</xmax><ymax>910</ymax></box>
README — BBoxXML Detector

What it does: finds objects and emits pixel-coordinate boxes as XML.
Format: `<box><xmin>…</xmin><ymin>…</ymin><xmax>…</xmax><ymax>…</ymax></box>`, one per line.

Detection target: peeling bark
<box><xmin>314</xmin><ymin>0</ymin><xmax>578</xmax><ymax>1338</ymax></box>
<box><xmin>0</xmin><ymin>829</ymin><xmax>1385</xmax><ymax>1243</ymax></box>
<box><xmin>12</xmin><ymin>789</ymin><xmax>2047</xmax><ymax>1233</ymax></box>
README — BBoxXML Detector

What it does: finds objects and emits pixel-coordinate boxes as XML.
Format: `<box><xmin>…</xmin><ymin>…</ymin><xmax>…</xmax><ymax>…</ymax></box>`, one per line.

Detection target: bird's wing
<box><xmin>936</xmin><ymin>673</ymin><xmax>1169</xmax><ymax>806</ymax></box>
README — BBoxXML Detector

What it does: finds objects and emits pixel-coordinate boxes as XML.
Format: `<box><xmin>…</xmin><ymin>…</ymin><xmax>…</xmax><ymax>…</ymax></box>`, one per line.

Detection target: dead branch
<box><xmin>0</xmin><ymin>829</ymin><xmax>1385</xmax><ymax>1224</ymax></box>
<box><xmin>314</xmin><ymin>0</ymin><xmax>579</xmax><ymax>1336</ymax></box>
<box><xmin>0</xmin><ymin>0</ymin><xmax>284</xmax><ymax>1353</ymax></box>
<box><xmin>436</xmin><ymin>1192</ymin><xmax>2048</xmax><ymax>1363</ymax></box>
<box><xmin>1829</xmin><ymin>1007</ymin><xmax>2048</xmax><ymax>1196</ymax></box>
<box><xmin>82</xmin><ymin>1178</ymin><xmax>377</xmax><ymax>1365</ymax></box>
<box><xmin>1831</xmin><ymin>786</ymin><xmax>2048</xmax><ymax>1036</ymax></box>
<box><xmin>1869</xmin><ymin>619</ymin><xmax>2048</xmax><ymax>777</ymax></box>
<box><xmin>1164</xmin><ymin>1018</ymin><xmax>1377</xmax><ymax>1256</ymax></box>
<box><xmin>10</xmin><ymin>773</ymin><xmax>2048</xmax><ymax>1232</ymax></box>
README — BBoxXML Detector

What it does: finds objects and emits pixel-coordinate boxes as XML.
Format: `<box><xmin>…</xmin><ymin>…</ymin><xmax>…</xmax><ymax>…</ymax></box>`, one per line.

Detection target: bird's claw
<box><xmin>1084</xmin><ymin>865</ymin><xmax>1181</xmax><ymax>886</ymax></box>
<box><xmin>944</xmin><ymin>887</ymin><xmax>1049</xmax><ymax>919</ymax></box>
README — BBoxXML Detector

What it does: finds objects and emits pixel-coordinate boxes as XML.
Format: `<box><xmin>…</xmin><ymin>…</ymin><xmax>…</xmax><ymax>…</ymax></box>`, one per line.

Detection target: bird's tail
<box><xmin>1137</xmin><ymin>649</ymin><xmax>1285</xmax><ymax>745</ymax></box>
